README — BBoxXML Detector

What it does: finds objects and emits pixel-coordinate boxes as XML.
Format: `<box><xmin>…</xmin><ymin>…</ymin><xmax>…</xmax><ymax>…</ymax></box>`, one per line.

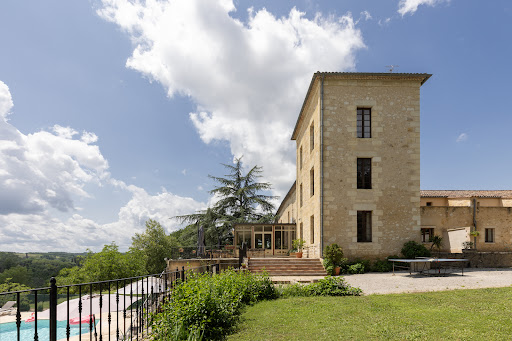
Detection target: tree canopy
<box><xmin>56</xmin><ymin>242</ymin><xmax>145</xmax><ymax>285</ymax></box>
<box><xmin>130</xmin><ymin>219</ymin><xmax>176</xmax><ymax>274</ymax></box>
<box><xmin>175</xmin><ymin>157</ymin><xmax>277</xmax><ymax>247</ymax></box>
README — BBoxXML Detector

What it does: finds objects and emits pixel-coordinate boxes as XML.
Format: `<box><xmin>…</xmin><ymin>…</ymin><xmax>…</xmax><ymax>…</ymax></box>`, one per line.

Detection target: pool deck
<box><xmin>0</xmin><ymin>312</ymin><xmax>137</xmax><ymax>341</ymax></box>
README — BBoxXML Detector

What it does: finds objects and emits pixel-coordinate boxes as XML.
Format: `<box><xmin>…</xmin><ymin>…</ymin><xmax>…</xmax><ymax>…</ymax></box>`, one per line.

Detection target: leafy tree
<box><xmin>170</xmin><ymin>224</ymin><xmax>198</xmax><ymax>247</ymax></box>
<box><xmin>130</xmin><ymin>219</ymin><xmax>176</xmax><ymax>274</ymax></box>
<box><xmin>209</xmin><ymin>157</ymin><xmax>277</xmax><ymax>223</ymax></box>
<box><xmin>176</xmin><ymin>157</ymin><xmax>277</xmax><ymax>247</ymax></box>
<box><xmin>0</xmin><ymin>252</ymin><xmax>21</xmax><ymax>272</ymax></box>
<box><xmin>0</xmin><ymin>280</ymin><xmax>31</xmax><ymax>311</ymax></box>
<box><xmin>0</xmin><ymin>266</ymin><xmax>31</xmax><ymax>287</ymax></box>
<box><xmin>56</xmin><ymin>242</ymin><xmax>146</xmax><ymax>285</ymax></box>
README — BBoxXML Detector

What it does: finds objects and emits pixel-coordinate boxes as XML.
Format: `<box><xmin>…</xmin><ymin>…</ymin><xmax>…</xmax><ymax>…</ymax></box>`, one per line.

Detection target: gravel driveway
<box><xmin>341</xmin><ymin>268</ymin><xmax>512</xmax><ymax>295</ymax></box>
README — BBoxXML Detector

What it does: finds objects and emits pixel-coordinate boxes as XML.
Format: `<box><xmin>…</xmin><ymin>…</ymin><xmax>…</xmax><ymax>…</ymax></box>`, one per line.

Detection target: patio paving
<box><xmin>271</xmin><ymin>268</ymin><xmax>512</xmax><ymax>295</ymax></box>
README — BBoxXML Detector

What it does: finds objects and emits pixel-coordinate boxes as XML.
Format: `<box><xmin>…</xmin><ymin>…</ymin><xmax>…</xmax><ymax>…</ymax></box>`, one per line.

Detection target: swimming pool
<box><xmin>0</xmin><ymin>320</ymin><xmax>93</xmax><ymax>341</ymax></box>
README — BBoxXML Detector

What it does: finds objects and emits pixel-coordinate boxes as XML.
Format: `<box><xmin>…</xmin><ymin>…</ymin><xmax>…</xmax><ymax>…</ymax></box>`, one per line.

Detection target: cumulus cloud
<box><xmin>97</xmin><ymin>0</ymin><xmax>365</xmax><ymax>197</ymax></box>
<box><xmin>398</xmin><ymin>0</ymin><xmax>449</xmax><ymax>16</ymax></box>
<box><xmin>0</xmin><ymin>82</ymin><xmax>109</xmax><ymax>214</ymax></box>
<box><xmin>0</xmin><ymin>185</ymin><xmax>206</xmax><ymax>251</ymax></box>
<box><xmin>456</xmin><ymin>133</ymin><xmax>468</xmax><ymax>143</ymax></box>
<box><xmin>0</xmin><ymin>80</ymin><xmax>205</xmax><ymax>251</ymax></box>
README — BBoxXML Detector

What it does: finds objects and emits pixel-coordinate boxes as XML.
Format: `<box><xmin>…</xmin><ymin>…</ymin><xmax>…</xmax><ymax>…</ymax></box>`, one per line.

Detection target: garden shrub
<box><xmin>347</xmin><ymin>263</ymin><xmax>365</xmax><ymax>274</ymax></box>
<box><xmin>279</xmin><ymin>276</ymin><xmax>362</xmax><ymax>297</ymax></box>
<box><xmin>401</xmin><ymin>241</ymin><xmax>431</xmax><ymax>259</ymax></box>
<box><xmin>151</xmin><ymin>269</ymin><xmax>276</xmax><ymax>340</ymax></box>
<box><xmin>372</xmin><ymin>259</ymin><xmax>392</xmax><ymax>272</ymax></box>
<box><xmin>323</xmin><ymin>258</ymin><xmax>334</xmax><ymax>276</ymax></box>
<box><xmin>323</xmin><ymin>244</ymin><xmax>344</xmax><ymax>265</ymax></box>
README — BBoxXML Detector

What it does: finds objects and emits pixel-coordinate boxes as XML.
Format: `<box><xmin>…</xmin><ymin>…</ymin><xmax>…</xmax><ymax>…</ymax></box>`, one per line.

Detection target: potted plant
<box><xmin>323</xmin><ymin>243</ymin><xmax>344</xmax><ymax>275</ymax></box>
<box><xmin>292</xmin><ymin>239</ymin><xmax>306</xmax><ymax>258</ymax></box>
<box><xmin>429</xmin><ymin>235</ymin><xmax>443</xmax><ymax>257</ymax></box>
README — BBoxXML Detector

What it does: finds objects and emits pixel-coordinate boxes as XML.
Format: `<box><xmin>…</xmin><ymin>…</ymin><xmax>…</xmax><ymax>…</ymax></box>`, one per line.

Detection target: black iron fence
<box><xmin>0</xmin><ymin>264</ymin><xmax>225</xmax><ymax>341</ymax></box>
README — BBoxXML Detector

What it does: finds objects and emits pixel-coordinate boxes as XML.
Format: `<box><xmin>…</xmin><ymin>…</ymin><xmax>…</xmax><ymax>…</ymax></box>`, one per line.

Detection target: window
<box><xmin>421</xmin><ymin>228</ymin><xmax>434</xmax><ymax>243</ymax></box>
<box><xmin>426</xmin><ymin>202</ymin><xmax>432</xmax><ymax>207</ymax></box>
<box><xmin>485</xmin><ymin>228</ymin><xmax>495</xmax><ymax>243</ymax></box>
<box><xmin>357</xmin><ymin>108</ymin><xmax>371</xmax><ymax>138</ymax></box>
<box><xmin>357</xmin><ymin>158</ymin><xmax>372</xmax><ymax>189</ymax></box>
<box><xmin>310</xmin><ymin>215</ymin><xmax>315</xmax><ymax>244</ymax></box>
<box><xmin>300</xmin><ymin>222</ymin><xmax>303</xmax><ymax>240</ymax></box>
<box><xmin>357</xmin><ymin>211</ymin><xmax>372</xmax><ymax>242</ymax></box>
<box><xmin>299</xmin><ymin>183</ymin><xmax>303</xmax><ymax>207</ymax></box>
<box><xmin>299</xmin><ymin>146</ymin><xmax>303</xmax><ymax>170</ymax></box>
<box><xmin>310</xmin><ymin>123</ymin><xmax>314</xmax><ymax>151</ymax></box>
<box><xmin>310</xmin><ymin>167</ymin><xmax>314</xmax><ymax>197</ymax></box>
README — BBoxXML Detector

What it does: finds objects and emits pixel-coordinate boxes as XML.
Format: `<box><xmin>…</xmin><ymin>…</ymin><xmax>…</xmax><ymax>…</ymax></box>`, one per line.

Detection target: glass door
<box><xmin>263</xmin><ymin>233</ymin><xmax>273</xmax><ymax>256</ymax></box>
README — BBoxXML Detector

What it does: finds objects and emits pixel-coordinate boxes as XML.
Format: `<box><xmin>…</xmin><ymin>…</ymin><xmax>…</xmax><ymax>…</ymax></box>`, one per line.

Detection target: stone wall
<box><xmin>294</xmin><ymin>79</ymin><xmax>322</xmax><ymax>258</ymax></box>
<box><xmin>276</xmin><ymin>183</ymin><xmax>296</xmax><ymax>224</ymax></box>
<box><xmin>437</xmin><ymin>251</ymin><xmax>512</xmax><ymax>268</ymax></box>
<box><xmin>421</xmin><ymin>206</ymin><xmax>512</xmax><ymax>252</ymax></box>
<box><xmin>320</xmin><ymin>77</ymin><xmax>422</xmax><ymax>260</ymax></box>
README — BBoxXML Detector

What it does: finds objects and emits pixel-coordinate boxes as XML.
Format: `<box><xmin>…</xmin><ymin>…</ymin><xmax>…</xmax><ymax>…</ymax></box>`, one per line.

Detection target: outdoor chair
<box><xmin>0</xmin><ymin>301</ymin><xmax>16</xmax><ymax>316</ymax></box>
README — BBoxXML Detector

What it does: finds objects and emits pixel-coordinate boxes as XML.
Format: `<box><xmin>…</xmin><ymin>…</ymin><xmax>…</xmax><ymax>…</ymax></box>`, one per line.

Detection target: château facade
<box><xmin>234</xmin><ymin>72</ymin><xmax>512</xmax><ymax>260</ymax></box>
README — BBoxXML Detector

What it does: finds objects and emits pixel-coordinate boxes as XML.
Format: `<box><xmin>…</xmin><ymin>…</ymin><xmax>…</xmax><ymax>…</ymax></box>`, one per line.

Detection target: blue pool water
<box><xmin>0</xmin><ymin>320</ymin><xmax>93</xmax><ymax>341</ymax></box>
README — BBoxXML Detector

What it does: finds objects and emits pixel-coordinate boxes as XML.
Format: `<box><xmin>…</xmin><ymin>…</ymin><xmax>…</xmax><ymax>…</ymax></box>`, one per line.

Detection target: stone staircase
<box><xmin>248</xmin><ymin>258</ymin><xmax>326</xmax><ymax>276</ymax></box>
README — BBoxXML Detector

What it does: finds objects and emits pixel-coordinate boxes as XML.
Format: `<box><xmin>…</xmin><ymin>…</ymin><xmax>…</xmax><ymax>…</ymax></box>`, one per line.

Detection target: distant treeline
<box><xmin>0</xmin><ymin>251</ymin><xmax>86</xmax><ymax>288</ymax></box>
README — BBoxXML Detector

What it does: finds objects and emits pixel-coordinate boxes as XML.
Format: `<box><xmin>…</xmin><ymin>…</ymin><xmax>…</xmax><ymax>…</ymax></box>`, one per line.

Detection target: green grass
<box><xmin>228</xmin><ymin>287</ymin><xmax>512</xmax><ymax>340</ymax></box>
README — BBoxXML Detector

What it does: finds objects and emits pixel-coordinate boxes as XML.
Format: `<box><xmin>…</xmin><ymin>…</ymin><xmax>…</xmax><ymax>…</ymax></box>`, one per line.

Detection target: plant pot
<box><xmin>334</xmin><ymin>266</ymin><xmax>341</xmax><ymax>276</ymax></box>
<box><xmin>296</xmin><ymin>252</ymin><xmax>303</xmax><ymax>258</ymax></box>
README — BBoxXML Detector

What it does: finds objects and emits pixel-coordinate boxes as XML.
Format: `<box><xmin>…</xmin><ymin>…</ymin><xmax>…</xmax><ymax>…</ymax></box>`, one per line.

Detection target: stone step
<box><xmin>248</xmin><ymin>258</ymin><xmax>327</xmax><ymax>276</ymax></box>
<box><xmin>249</xmin><ymin>266</ymin><xmax>325</xmax><ymax>270</ymax></box>
<box><xmin>252</xmin><ymin>271</ymin><xmax>327</xmax><ymax>276</ymax></box>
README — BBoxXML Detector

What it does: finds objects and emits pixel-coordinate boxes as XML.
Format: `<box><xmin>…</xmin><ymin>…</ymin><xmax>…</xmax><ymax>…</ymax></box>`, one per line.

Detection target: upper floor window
<box><xmin>299</xmin><ymin>146</ymin><xmax>303</xmax><ymax>170</ymax></box>
<box><xmin>357</xmin><ymin>108</ymin><xmax>371</xmax><ymax>138</ymax></box>
<box><xmin>310</xmin><ymin>123</ymin><xmax>315</xmax><ymax>151</ymax></box>
<box><xmin>357</xmin><ymin>158</ymin><xmax>372</xmax><ymax>189</ymax></box>
<box><xmin>310</xmin><ymin>167</ymin><xmax>315</xmax><ymax>197</ymax></box>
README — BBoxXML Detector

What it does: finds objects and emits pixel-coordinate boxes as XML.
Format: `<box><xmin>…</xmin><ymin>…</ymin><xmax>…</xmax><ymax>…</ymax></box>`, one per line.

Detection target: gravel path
<box><xmin>342</xmin><ymin>268</ymin><xmax>512</xmax><ymax>295</ymax></box>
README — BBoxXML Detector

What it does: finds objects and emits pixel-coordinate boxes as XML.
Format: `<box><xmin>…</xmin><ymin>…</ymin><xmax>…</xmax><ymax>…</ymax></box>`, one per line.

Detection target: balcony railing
<box><xmin>0</xmin><ymin>264</ymin><xmax>226</xmax><ymax>341</ymax></box>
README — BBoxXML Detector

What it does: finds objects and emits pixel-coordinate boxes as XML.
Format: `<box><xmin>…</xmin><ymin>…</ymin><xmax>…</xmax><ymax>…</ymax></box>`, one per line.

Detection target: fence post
<box><xmin>181</xmin><ymin>266</ymin><xmax>185</xmax><ymax>282</ymax></box>
<box><xmin>49</xmin><ymin>277</ymin><xmax>57</xmax><ymax>341</ymax></box>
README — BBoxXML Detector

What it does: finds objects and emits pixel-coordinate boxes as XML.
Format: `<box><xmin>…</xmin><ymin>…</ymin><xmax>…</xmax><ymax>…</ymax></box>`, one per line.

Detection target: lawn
<box><xmin>228</xmin><ymin>287</ymin><xmax>512</xmax><ymax>340</ymax></box>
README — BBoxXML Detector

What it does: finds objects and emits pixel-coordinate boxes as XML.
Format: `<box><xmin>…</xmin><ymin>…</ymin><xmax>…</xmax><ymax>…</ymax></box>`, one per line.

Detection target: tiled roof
<box><xmin>421</xmin><ymin>190</ymin><xmax>512</xmax><ymax>198</ymax></box>
<box><xmin>291</xmin><ymin>72</ymin><xmax>432</xmax><ymax>140</ymax></box>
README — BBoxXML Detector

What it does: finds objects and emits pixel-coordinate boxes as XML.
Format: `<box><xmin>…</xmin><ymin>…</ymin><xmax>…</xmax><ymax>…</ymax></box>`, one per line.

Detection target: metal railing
<box><xmin>169</xmin><ymin>245</ymin><xmax>238</xmax><ymax>260</ymax></box>
<box><xmin>0</xmin><ymin>264</ymin><xmax>227</xmax><ymax>341</ymax></box>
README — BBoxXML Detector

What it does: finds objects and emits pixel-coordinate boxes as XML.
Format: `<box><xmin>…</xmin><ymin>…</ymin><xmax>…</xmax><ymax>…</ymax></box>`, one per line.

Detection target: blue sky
<box><xmin>0</xmin><ymin>0</ymin><xmax>511</xmax><ymax>252</ymax></box>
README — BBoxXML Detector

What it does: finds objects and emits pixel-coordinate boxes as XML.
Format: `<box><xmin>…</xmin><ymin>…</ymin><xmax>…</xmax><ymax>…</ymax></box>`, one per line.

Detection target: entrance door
<box><xmin>263</xmin><ymin>233</ymin><xmax>273</xmax><ymax>256</ymax></box>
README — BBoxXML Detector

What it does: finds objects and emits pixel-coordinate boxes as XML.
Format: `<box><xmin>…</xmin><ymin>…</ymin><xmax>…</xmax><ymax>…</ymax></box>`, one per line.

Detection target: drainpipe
<box><xmin>472</xmin><ymin>198</ymin><xmax>477</xmax><ymax>249</ymax></box>
<box><xmin>320</xmin><ymin>74</ymin><xmax>325</xmax><ymax>257</ymax></box>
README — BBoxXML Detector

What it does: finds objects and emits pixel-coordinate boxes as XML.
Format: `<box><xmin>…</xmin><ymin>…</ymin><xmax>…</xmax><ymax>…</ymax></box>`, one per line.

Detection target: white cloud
<box><xmin>456</xmin><ymin>133</ymin><xmax>468</xmax><ymax>143</ymax></box>
<box><xmin>398</xmin><ymin>0</ymin><xmax>449</xmax><ymax>16</ymax></box>
<box><xmin>0</xmin><ymin>82</ymin><xmax>109</xmax><ymax>214</ymax></box>
<box><xmin>0</xmin><ymin>81</ymin><xmax>13</xmax><ymax>119</ymax></box>
<box><xmin>0</xmin><ymin>185</ymin><xmax>206</xmax><ymax>251</ymax></box>
<box><xmin>181</xmin><ymin>169</ymin><xmax>187</xmax><ymax>175</ymax></box>
<box><xmin>0</xmin><ymin>80</ymin><xmax>205</xmax><ymax>252</ymax></box>
<box><xmin>97</xmin><ymin>0</ymin><xmax>365</xmax><ymax>197</ymax></box>
<box><xmin>360</xmin><ymin>10</ymin><xmax>372</xmax><ymax>21</ymax></box>
<box><xmin>378</xmin><ymin>18</ymin><xmax>392</xmax><ymax>26</ymax></box>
